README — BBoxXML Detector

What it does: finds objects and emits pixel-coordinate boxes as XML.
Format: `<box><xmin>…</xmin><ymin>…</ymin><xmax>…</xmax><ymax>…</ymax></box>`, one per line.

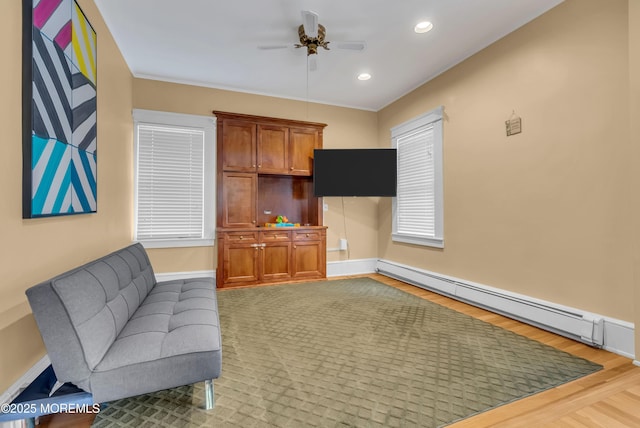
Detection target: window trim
<box><xmin>391</xmin><ymin>106</ymin><xmax>444</xmax><ymax>248</ymax></box>
<box><xmin>133</xmin><ymin>109</ymin><xmax>216</xmax><ymax>248</ymax></box>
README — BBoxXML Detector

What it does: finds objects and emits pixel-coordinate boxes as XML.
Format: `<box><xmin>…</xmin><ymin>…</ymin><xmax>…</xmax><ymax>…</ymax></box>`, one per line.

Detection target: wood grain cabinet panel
<box><xmin>257</xmin><ymin>125</ymin><xmax>289</xmax><ymax>174</ymax></box>
<box><xmin>262</xmin><ymin>231</ymin><xmax>291</xmax><ymax>242</ymax></box>
<box><xmin>292</xmin><ymin>240</ymin><xmax>326</xmax><ymax>279</ymax></box>
<box><xmin>222</xmin><ymin>172</ymin><xmax>256</xmax><ymax>227</ymax></box>
<box><xmin>225</xmin><ymin>231</ymin><xmax>259</xmax><ymax>243</ymax></box>
<box><xmin>223</xmin><ymin>242</ymin><xmax>259</xmax><ymax>285</ymax></box>
<box><xmin>261</xmin><ymin>241</ymin><xmax>292</xmax><ymax>282</ymax></box>
<box><xmin>289</xmin><ymin>127</ymin><xmax>320</xmax><ymax>176</ymax></box>
<box><xmin>293</xmin><ymin>230</ymin><xmax>323</xmax><ymax>241</ymax></box>
<box><xmin>221</xmin><ymin>120</ymin><xmax>256</xmax><ymax>172</ymax></box>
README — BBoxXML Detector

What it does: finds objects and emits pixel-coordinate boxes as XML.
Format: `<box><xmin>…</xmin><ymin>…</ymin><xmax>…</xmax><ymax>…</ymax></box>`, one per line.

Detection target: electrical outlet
<box><xmin>323</xmin><ymin>203</ymin><xmax>329</xmax><ymax>211</ymax></box>
<box><xmin>339</xmin><ymin>238</ymin><xmax>348</xmax><ymax>250</ymax></box>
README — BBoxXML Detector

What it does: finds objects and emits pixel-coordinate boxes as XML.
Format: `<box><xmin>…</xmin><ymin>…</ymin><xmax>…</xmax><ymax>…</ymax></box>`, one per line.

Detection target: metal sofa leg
<box><xmin>204</xmin><ymin>379</ymin><xmax>215</xmax><ymax>410</ymax></box>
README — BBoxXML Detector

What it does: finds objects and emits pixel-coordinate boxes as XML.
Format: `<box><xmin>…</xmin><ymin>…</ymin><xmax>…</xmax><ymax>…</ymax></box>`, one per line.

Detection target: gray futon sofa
<box><xmin>25</xmin><ymin>243</ymin><xmax>221</xmax><ymax>407</ymax></box>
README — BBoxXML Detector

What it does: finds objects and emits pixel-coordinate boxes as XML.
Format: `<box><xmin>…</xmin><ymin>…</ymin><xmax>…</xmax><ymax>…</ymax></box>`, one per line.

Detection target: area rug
<box><xmin>92</xmin><ymin>277</ymin><xmax>601</xmax><ymax>427</ymax></box>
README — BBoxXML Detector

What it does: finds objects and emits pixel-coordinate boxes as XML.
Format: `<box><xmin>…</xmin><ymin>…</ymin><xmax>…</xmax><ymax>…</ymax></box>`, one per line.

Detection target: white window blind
<box><xmin>392</xmin><ymin>106</ymin><xmax>444</xmax><ymax>248</ymax></box>
<box><xmin>136</xmin><ymin>124</ymin><xmax>204</xmax><ymax>240</ymax></box>
<box><xmin>396</xmin><ymin>125</ymin><xmax>435</xmax><ymax>236</ymax></box>
<box><xmin>133</xmin><ymin>109</ymin><xmax>216</xmax><ymax>248</ymax></box>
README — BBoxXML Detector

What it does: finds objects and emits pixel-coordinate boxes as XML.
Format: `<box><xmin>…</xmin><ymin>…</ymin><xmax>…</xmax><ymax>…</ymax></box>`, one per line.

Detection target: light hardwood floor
<box><xmin>40</xmin><ymin>274</ymin><xmax>640</xmax><ymax>427</ymax></box>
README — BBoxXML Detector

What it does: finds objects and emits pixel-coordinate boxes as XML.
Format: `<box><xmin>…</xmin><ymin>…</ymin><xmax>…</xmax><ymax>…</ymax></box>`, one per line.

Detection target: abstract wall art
<box><xmin>23</xmin><ymin>0</ymin><xmax>97</xmax><ymax>218</ymax></box>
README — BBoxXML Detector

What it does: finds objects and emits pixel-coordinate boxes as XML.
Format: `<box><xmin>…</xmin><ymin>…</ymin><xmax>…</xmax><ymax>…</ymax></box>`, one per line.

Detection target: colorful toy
<box><xmin>265</xmin><ymin>215</ymin><xmax>299</xmax><ymax>227</ymax></box>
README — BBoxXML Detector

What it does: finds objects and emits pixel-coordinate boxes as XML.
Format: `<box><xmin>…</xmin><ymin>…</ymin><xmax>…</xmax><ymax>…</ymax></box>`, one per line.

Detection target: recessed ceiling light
<box><xmin>414</xmin><ymin>21</ymin><xmax>433</xmax><ymax>34</ymax></box>
<box><xmin>357</xmin><ymin>73</ymin><xmax>372</xmax><ymax>81</ymax></box>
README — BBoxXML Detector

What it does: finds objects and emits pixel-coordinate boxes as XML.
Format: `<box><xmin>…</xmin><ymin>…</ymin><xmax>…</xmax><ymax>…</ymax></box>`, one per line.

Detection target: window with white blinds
<box><xmin>133</xmin><ymin>110</ymin><xmax>216</xmax><ymax>248</ymax></box>
<box><xmin>391</xmin><ymin>106</ymin><xmax>444</xmax><ymax>248</ymax></box>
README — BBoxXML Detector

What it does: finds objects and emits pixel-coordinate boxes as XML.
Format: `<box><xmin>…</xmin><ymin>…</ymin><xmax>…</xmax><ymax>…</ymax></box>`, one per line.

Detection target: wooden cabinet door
<box><xmin>260</xmin><ymin>241</ymin><xmax>292</xmax><ymax>282</ymax></box>
<box><xmin>222</xmin><ymin>172</ymin><xmax>257</xmax><ymax>227</ymax></box>
<box><xmin>257</xmin><ymin>124</ymin><xmax>289</xmax><ymax>174</ymax></box>
<box><xmin>223</xmin><ymin>242</ymin><xmax>259</xmax><ymax>286</ymax></box>
<box><xmin>291</xmin><ymin>240</ymin><xmax>326</xmax><ymax>279</ymax></box>
<box><xmin>222</xmin><ymin>120</ymin><xmax>256</xmax><ymax>172</ymax></box>
<box><xmin>289</xmin><ymin>127</ymin><xmax>320</xmax><ymax>176</ymax></box>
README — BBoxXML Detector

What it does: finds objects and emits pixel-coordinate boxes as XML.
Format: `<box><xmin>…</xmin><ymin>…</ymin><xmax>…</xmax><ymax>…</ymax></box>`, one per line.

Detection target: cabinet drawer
<box><xmin>224</xmin><ymin>231</ymin><xmax>259</xmax><ymax>243</ymax></box>
<box><xmin>261</xmin><ymin>231</ymin><xmax>291</xmax><ymax>242</ymax></box>
<box><xmin>293</xmin><ymin>230</ymin><xmax>323</xmax><ymax>241</ymax></box>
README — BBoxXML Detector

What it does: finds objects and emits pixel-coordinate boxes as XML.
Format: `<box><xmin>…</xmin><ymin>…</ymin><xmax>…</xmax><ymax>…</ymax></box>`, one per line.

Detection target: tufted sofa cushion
<box><xmin>90</xmin><ymin>278</ymin><xmax>221</xmax><ymax>402</ymax></box>
<box><xmin>26</xmin><ymin>244</ymin><xmax>221</xmax><ymax>403</ymax></box>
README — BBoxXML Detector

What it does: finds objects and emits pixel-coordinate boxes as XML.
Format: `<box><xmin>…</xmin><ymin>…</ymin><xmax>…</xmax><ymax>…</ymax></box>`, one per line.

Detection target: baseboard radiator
<box><xmin>376</xmin><ymin>260</ymin><xmax>605</xmax><ymax>347</ymax></box>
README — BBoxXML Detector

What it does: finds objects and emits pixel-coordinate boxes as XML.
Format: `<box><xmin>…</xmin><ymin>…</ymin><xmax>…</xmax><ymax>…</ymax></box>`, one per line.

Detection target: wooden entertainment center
<box><xmin>213</xmin><ymin>111</ymin><xmax>327</xmax><ymax>288</ymax></box>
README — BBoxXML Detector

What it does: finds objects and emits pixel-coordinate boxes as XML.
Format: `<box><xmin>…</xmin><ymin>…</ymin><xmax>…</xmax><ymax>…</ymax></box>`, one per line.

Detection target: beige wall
<box><xmin>0</xmin><ymin>0</ymin><xmax>133</xmax><ymax>392</ymax></box>
<box><xmin>630</xmin><ymin>0</ymin><xmax>640</xmax><ymax>360</ymax></box>
<box><xmin>132</xmin><ymin>79</ymin><xmax>379</xmax><ymax>269</ymax></box>
<box><xmin>378</xmin><ymin>0</ymin><xmax>635</xmax><ymax>321</ymax></box>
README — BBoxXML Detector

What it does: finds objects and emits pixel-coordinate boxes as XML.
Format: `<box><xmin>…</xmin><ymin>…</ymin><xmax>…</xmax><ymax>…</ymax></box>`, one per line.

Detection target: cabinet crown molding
<box><xmin>212</xmin><ymin>110</ymin><xmax>327</xmax><ymax>129</ymax></box>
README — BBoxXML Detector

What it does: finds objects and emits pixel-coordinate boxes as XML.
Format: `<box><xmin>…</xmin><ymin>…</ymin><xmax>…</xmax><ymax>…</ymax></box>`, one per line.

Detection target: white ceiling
<box><xmin>95</xmin><ymin>0</ymin><xmax>563</xmax><ymax>112</ymax></box>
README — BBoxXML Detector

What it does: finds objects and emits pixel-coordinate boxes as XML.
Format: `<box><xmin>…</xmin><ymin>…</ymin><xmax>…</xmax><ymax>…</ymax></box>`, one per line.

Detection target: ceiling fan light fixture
<box><xmin>357</xmin><ymin>73</ymin><xmax>372</xmax><ymax>81</ymax></box>
<box><xmin>297</xmin><ymin>23</ymin><xmax>330</xmax><ymax>56</ymax></box>
<box><xmin>414</xmin><ymin>21</ymin><xmax>433</xmax><ymax>34</ymax></box>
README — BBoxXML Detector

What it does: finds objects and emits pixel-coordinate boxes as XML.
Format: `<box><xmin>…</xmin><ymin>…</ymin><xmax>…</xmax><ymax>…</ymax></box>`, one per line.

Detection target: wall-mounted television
<box><xmin>313</xmin><ymin>149</ymin><xmax>397</xmax><ymax>197</ymax></box>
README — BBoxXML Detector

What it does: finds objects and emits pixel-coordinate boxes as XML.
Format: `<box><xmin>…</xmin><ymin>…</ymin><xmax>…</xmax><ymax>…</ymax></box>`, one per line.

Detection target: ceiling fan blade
<box><xmin>257</xmin><ymin>45</ymin><xmax>290</xmax><ymax>50</ymax></box>
<box><xmin>334</xmin><ymin>41</ymin><xmax>367</xmax><ymax>51</ymax></box>
<box><xmin>301</xmin><ymin>10</ymin><xmax>319</xmax><ymax>38</ymax></box>
<box><xmin>308</xmin><ymin>56</ymin><xmax>318</xmax><ymax>72</ymax></box>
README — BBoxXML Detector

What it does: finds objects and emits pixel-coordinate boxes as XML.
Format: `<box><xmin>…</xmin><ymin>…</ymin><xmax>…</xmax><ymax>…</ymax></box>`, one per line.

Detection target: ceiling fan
<box><xmin>258</xmin><ymin>10</ymin><xmax>366</xmax><ymax>70</ymax></box>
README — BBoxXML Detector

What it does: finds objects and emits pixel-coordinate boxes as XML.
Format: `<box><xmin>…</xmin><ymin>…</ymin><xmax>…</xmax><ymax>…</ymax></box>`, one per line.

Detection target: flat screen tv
<box><xmin>313</xmin><ymin>149</ymin><xmax>397</xmax><ymax>197</ymax></box>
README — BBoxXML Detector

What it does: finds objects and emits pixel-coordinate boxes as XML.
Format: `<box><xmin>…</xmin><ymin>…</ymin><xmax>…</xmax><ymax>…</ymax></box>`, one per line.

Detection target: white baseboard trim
<box><xmin>155</xmin><ymin>270</ymin><xmax>215</xmax><ymax>282</ymax></box>
<box><xmin>376</xmin><ymin>259</ymin><xmax>635</xmax><ymax>359</ymax></box>
<box><xmin>633</xmin><ymin>360</ymin><xmax>640</xmax><ymax>367</ymax></box>
<box><xmin>602</xmin><ymin>318</ymin><xmax>635</xmax><ymax>359</ymax></box>
<box><xmin>0</xmin><ymin>354</ymin><xmax>50</xmax><ymax>405</ymax></box>
<box><xmin>327</xmin><ymin>258</ymin><xmax>378</xmax><ymax>277</ymax></box>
